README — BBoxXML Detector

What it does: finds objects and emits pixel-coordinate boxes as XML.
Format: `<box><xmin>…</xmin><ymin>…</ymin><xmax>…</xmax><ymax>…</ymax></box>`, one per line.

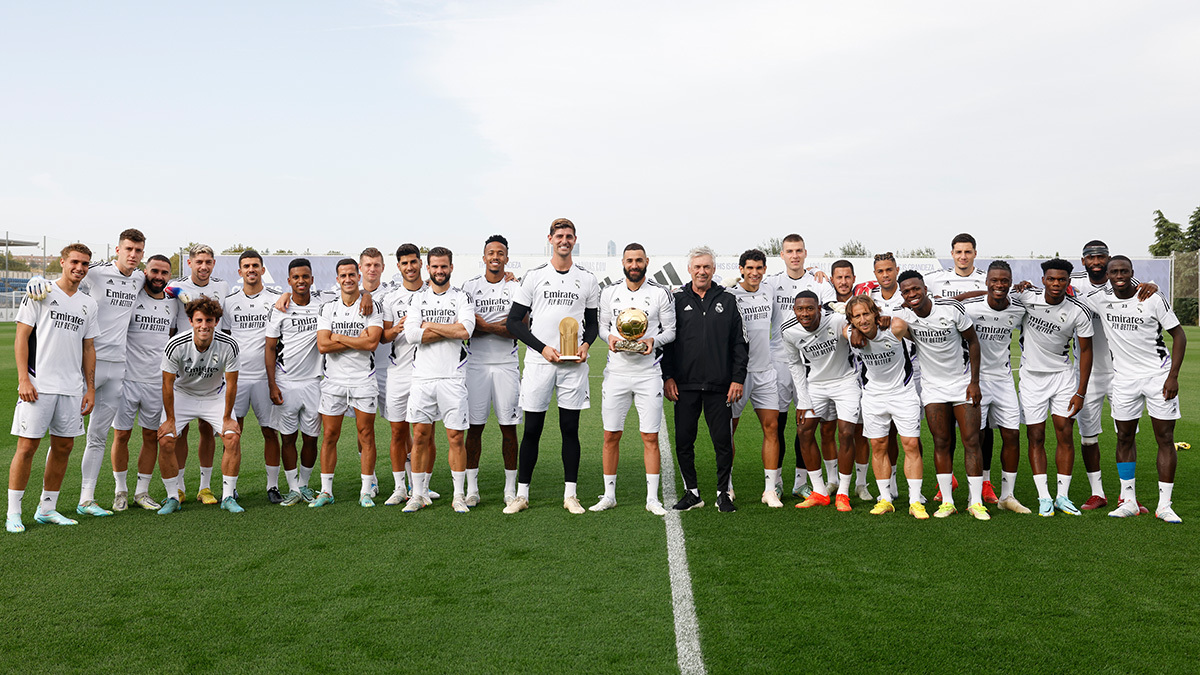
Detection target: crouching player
<box><xmin>157</xmin><ymin>297</ymin><xmax>243</xmax><ymax>514</ymax></box>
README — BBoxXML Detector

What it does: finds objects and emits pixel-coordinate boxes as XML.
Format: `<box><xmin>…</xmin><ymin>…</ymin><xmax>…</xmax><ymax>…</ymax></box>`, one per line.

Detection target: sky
<box><xmin>1</xmin><ymin>1</ymin><xmax>1198</xmax><ymax>262</ymax></box>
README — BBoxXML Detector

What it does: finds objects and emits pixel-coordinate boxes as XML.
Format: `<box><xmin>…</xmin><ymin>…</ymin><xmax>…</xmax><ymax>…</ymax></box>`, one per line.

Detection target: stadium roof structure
<box><xmin>1</xmin><ymin>236</ymin><xmax>39</xmax><ymax>247</ymax></box>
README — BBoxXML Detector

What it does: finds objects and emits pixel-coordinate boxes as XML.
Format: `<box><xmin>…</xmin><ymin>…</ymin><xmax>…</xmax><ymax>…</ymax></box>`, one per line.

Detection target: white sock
<box><xmin>135</xmin><ymin>473</ymin><xmax>151</xmax><ymax>495</ymax></box>
<box><xmin>113</xmin><ymin>470</ymin><xmax>128</xmax><ymax>494</ymax></box>
<box><xmin>823</xmin><ymin>459</ymin><xmax>837</xmax><ymax>484</ymax></box>
<box><xmin>1158</xmin><ymin>481</ymin><xmax>1173</xmax><ymax>511</ymax></box>
<box><xmin>360</xmin><ymin>474</ymin><xmax>373</xmax><ymax>496</ymax></box>
<box><xmin>517</xmin><ymin>482</ymin><xmax>530</xmax><ymax>499</ymax></box>
<box><xmin>1000</xmin><ymin>471</ymin><xmax>1017</xmax><ymax>501</ymax></box>
<box><xmin>199</xmin><ymin>466</ymin><xmax>213</xmax><ymax>491</ymax></box>
<box><xmin>604</xmin><ymin>474</ymin><xmax>617</xmax><ymax>500</ymax></box>
<box><xmin>1056</xmin><ymin>473</ymin><xmax>1072</xmax><ymax>500</ymax></box>
<box><xmin>266</xmin><ymin>465</ymin><xmax>280</xmax><ymax>490</ymax></box>
<box><xmin>765</xmin><ymin>468</ymin><xmax>780</xmax><ymax>493</ymax></box>
<box><xmin>38</xmin><ymin>490</ymin><xmax>59</xmax><ymax>515</ymax></box>
<box><xmin>1086</xmin><ymin>471</ymin><xmax>1105</xmax><ymax>498</ymax></box>
<box><xmin>876</xmin><ymin>479</ymin><xmax>891</xmax><ymax>501</ymax></box>
<box><xmin>936</xmin><ymin>473</ymin><xmax>954</xmax><ymax>507</ymax></box>
<box><xmin>221</xmin><ymin>475</ymin><xmax>238</xmax><ymax>501</ymax></box>
<box><xmin>889</xmin><ymin>465</ymin><xmax>898</xmax><ymax>501</ymax></box>
<box><xmin>422</xmin><ymin>472</ymin><xmax>433</xmax><ymax>496</ymax></box>
<box><xmin>793</xmin><ymin>467</ymin><xmax>807</xmax><ymax>489</ymax></box>
<box><xmin>320</xmin><ymin>473</ymin><xmax>335</xmax><ymax>496</ymax></box>
<box><xmin>1033</xmin><ymin>473</ymin><xmax>1051</xmax><ymax>500</ymax></box>
<box><xmin>983</xmin><ymin>468</ymin><xmax>992</xmax><ymax>483</ymax></box>
<box><xmin>837</xmin><ymin>472</ymin><xmax>852</xmax><ymax>496</ymax></box>
<box><xmin>371</xmin><ymin>473</ymin><xmax>378</xmax><ymax>489</ymax></box>
<box><xmin>647</xmin><ymin>473</ymin><xmax>661</xmax><ymax>502</ymax></box>
<box><xmin>1119</xmin><ymin>477</ymin><xmax>1136</xmax><ymax>503</ymax></box>
<box><xmin>564</xmin><ymin>481</ymin><xmax>578</xmax><ymax>499</ymax></box>
<box><xmin>392</xmin><ymin>471</ymin><xmax>405</xmax><ymax>491</ymax></box>
<box><xmin>466</xmin><ymin>468</ymin><xmax>479</xmax><ymax>495</ymax></box>
<box><xmin>163</xmin><ymin>475</ymin><xmax>178</xmax><ymax>500</ymax></box>
<box><xmin>7</xmin><ymin>489</ymin><xmax>24</xmax><ymax>517</ymax></box>
<box><xmin>79</xmin><ymin>482</ymin><xmax>96</xmax><ymax>504</ymax></box>
<box><xmin>298</xmin><ymin>463</ymin><xmax>313</xmax><ymax>485</ymax></box>
<box><xmin>285</xmin><ymin>468</ymin><xmax>299</xmax><ymax>492</ymax></box>
<box><xmin>177</xmin><ymin>467</ymin><xmax>186</xmax><ymax>494</ymax></box>
<box><xmin>967</xmin><ymin>475</ymin><xmax>983</xmax><ymax>506</ymax></box>
<box><xmin>854</xmin><ymin>462</ymin><xmax>868</xmax><ymax>487</ymax></box>
<box><xmin>906</xmin><ymin>478</ymin><xmax>922</xmax><ymax>505</ymax></box>
<box><xmin>505</xmin><ymin>469</ymin><xmax>518</xmax><ymax>495</ymax></box>
<box><xmin>452</xmin><ymin>470</ymin><xmax>466</xmax><ymax>497</ymax></box>
<box><xmin>808</xmin><ymin>471</ymin><xmax>827</xmax><ymax>496</ymax></box>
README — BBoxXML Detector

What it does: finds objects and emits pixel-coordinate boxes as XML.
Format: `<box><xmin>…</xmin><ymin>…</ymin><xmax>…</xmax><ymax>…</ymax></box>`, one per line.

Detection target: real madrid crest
<box><xmin>715</xmin><ymin>302</ymin><xmax>724</xmax><ymax>313</ymax></box>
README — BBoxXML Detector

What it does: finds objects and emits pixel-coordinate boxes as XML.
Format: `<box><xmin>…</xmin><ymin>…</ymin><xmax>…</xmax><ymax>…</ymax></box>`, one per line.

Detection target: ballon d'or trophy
<box><xmin>613</xmin><ymin>307</ymin><xmax>649</xmax><ymax>354</ymax></box>
<box><xmin>558</xmin><ymin>317</ymin><xmax>581</xmax><ymax>361</ymax></box>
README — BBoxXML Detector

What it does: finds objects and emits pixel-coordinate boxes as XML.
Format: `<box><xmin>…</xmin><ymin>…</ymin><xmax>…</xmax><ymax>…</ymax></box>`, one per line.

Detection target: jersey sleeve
<box><xmin>83</xmin><ymin>298</ymin><xmax>101</xmax><ymax>340</ymax></box>
<box><xmin>15</xmin><ymin>295</ymin><xmax>38</xmax><ymax>327</ymax></box>
<box><xmin>403</xmin><ymin>296</ymin><xmax>423</xmax><ymax>346</ymax></box>
<box><xmin>224</xmin><ymin>345</ymin><xmax>240</xmax><ymax>373</ymax></box>
<box><xmin>513</xmin><ymin>272</ymin><xmax>534</xmax><ymax>306</ymax></box>
<box><xmin>457</xmin><ymin>291</ymin><xmax>476</xmax><ymax>334</ymax></box>
<box><xmin>656</xmin><ymin>286</ymin><xmax>677</xmax><ymax>347</ymax></box>
<box><xmin>316</xmin><ymin>303</ymin><xmax>332</xmax><ymax>332</ymax></box>
<box><xmin>366</xmin><ymin>301</ymin><xmax>384</xmax><ymax>330</ymax></box>
<box><xmin>815</xmin><ymin>281</ymin><xmax>836</xmax><ymax>304</ymax></box>
<box><xmin>954</xmin><ymin>303</ymin><xmax>973</xmax><ymax>332</ymax></box>
<box><xmin>585</xmin><ymin>274</ymin><xmax>600</xmax><ymax>309</ymax></box>
<box><xmin>598</xmin><ymin>286</ymin><xmax>615</xmax><ymax>341</ymax></box>
<box><xmin>1072</xmin><ymin>304</ymin><xmax>1094</xmax><ymax>339</ymax></box>
<box><xmin>1155</xmin><ymin>294</ymin><xmax>1181</xmax><ymax>331</ymax></box>
<box><xmin>265</xmin><ymin>308</ymin><xmax>283</xmax><ymax>339</ymax></box>
<box><xmin>161</xmin><ymin>347</ymin><xmax>179</xmax><ymax>375</ymax></box>
<box><xmin>78</xmin><ymin>274</ymin><xmax>95</xmax><ymax>298</ymax></box>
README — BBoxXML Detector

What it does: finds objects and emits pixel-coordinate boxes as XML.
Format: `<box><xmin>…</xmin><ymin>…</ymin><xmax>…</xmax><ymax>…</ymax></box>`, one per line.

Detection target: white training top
<box><xmin>16</xmin><ymin>283</ymin><xmax>100</xmax><ymax>395</ymax></box>
<box><xmin>171</xmin><ymin>275</ymin><xmax>230</xmax><ymax>331</ymax></box>
<box><xmin>512</xmin><ymin>263</ymin><xmax>601</xmax><ymax>366</ymax></box>
<box><xmin>265</xmin><ymin>297</ymin><xmax>323</xmax><ymax>383</ymax></box>
<box><xmin>869</xmin><ymin>286</ymin><xmax>907</xmax><ymax>315</ymax></box>
<box><xmin>926</xmin><ymin>267</ymin><xmax>986</xmax><ymax>298</ymax></box>
<box><xmin>895</xmin><ymin>298</ymin><xmax>974</xmax><ymax>388</ymax></box>
<box><xmin>317</xmin><ymin>295</ymin><xmax>385</xmax><ymax>385</ymax></box>
<box><xmin>161</xmin><ymin>331</ymin><xmax>239</xmax><ymax>398</ymax></box>
<box><xmin>78</xmin><ymin>260</ymin><xmax>143</xmax><ymax>362</ymax></box>
<box><xmin>461</xmin><ymin>275</ymin><xmax>519</xmax><ymax>366</ymax></box>
<box><xmin>599</xmin><ymin>279</ymin><xmax>677</xmax><ymax>376</ymax></box>
<box><xmin>961</xmin><ymin>296</ymin><xmax>1026</xmax><ymax>380</ymax></box>
<box><xmin>1070</xmin><ymin>273</ymin><xmax>1114</xmax><ymax>377</ymax></box>
<box><xmin>850</xmin><ymin>326</ymin><xmax>914</xmax><ymax>395</ymax></box>
<box><xmin>403</xmin><ymin>285</ymin><xmax>475</xmax><ymax>380</ymax></box>
<box><xmin>220</xmin><ymin>286</ymin><xmax>282</xmax><ymax>382</ymax></box>
<box><xmin>780</xmin><ymin>313</ymin><xmax>856</xmax><ymax>385</ymax></box>
<box><xmin>728</xmin><ymin>282</ymin><xmax>775</xmax><ymax>373</ymax></box>
<box><xmin>1082</xmin><ymin>287</ymin><xmax>1180</xmax><ymax>378</ymax></box>
<box><xmin>382</xmin><ymin>282</ymin><xmax>427</xmax><ymax>370</ymax></box>
<box><xmin>767</xmin><ymin>270</ymin><xmax>836</xmax><ymax>354</ymax></box>
<box><xmin>362</xmin><ymin>282</ymin><xmax>395</xmax><ymax>384</ymax></box>
<box><xmin>125</xmin><ymin>290</ymin><xmax>178</xmax><ymax>384</ymax></box>
<box><xmin>1013</xmin><ymin>289</ymin><xmax>1094</xmax><ymax>374</ymax></box>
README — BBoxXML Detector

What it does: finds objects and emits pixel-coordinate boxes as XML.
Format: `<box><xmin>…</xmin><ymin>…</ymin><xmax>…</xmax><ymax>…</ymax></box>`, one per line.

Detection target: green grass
<box><xmin>1</xmin><ymin>323</ymin><xmax>1197</xmax><ymax>673</ymax></box>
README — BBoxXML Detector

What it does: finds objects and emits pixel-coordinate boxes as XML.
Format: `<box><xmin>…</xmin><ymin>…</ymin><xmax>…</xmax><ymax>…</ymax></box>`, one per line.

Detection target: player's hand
<box><xmin>1136</xmin><ymin>282</ymin><xmax>1159</xmax><ymax>301</ymax></box>
<box><xmin>849</xmin><ymin>327</ymin><xmax>866</xmax><ymax>349</ymax></box>
<box><xmin>606</xmin><ymin>334</ymin><xmax>621</xmax><ymax>351</ymax></box>
<box><xmin>541</xmin><ymin>345</ymin><xmax>562</xmax><ymax>363</ymax></box>
<box><xmin>1164</xmin><ymin>375</ymin><xmax>1179</xmax><ymax>400</ymax></box>
<box><xmin>269</xmin><ymin>384</ymin><xmax>284</xmax><ymax>406</ymax></box>
<box><xmin>275</xmin><ymin>292</ymin><xmax>292</xmax><ymax>312</ymax></box>
<box><xmin>164</xmin><ymin>286</ymin><xmax>192</xmax><ymax>303</ymax></box>
<box><xmin>25</xmin><ymin>276</ymin><xmax>50</xmax><ymax>301</ymax></box>
<box><xmin>360</xmin><ymin>291</ymin><xmax>373</xmax><ymax>316</ymax></box>
<box><xmin>578</xmin><ymin>342</ymin><xmax>590</xmax><ymax>363</ymax></box>
<box><xmin>503</xmin><ymin>271</ymin><xmax>517</xmax><ymax>282</ymax></box>
<box><xmin>81</xmin><ymin>389</ymin><xmax>95</xmax><ymax>415</ymax></box>
<box><xmin>877</xmin><ymin>315</ymin><xmax>892</xmax><ymax>329</ymax></box>
<box><xmin>664</xmin><ymin>378</ymin><xmax>679</xmax><ymax>402</ymax></box>
<box><xmin>796</xmin><ymin>408</ymin><xmax>814</xmax><ymax>424</ymax></box>
<box><xmin>157</xmin><ymin>419</ymin><xmax>176</xmax><ymax>442</ymax></box>
<box><xmin>17</xmin><ymin>378</ymin><xmax>37</xmax><ymax>403</ymax></box>
<box><xmin>1066</xmin><ymin>392</ymin><xmax>1084</xmax><ymax>418</ymax></box>
<box><xmin>638</xmin><ymin>337</ymin><xmax>654</xmax><ymax>354</ymax></box>
<box><xmin>1011</xmin><ymin>280</ymin><xmax>1033</xmax><ymax>293</ymax></box>
<box><xmin>809</xmin><ymin>268</ymin><xmax>828</xmax><ymax>283</ymax></box>
<box><xmin>726</xmin><ymin>382</ymin><xmax>743</xmax><ymax>405</ymax></box>
<box><xmin>967</xmin><ymin>382</ymin><xmax>982</xmax><ymax>407</ymax></box>
<box><xmin>222</xmin><ymin>417</ymin><xmax>242</xmax><ymax>437</ymax></box>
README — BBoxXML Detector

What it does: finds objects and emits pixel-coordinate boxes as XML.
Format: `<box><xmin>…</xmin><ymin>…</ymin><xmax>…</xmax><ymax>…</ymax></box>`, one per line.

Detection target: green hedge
<box><xmin>1174</xmin><ymin>297</ymin><xmax>1198</xmax><ymax>325</ymax></box>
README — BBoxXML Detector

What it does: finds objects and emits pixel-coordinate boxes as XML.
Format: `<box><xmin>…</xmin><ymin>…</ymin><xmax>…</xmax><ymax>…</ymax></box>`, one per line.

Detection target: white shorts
<box><xmin>861</xmin><ymin>387</ymin><xmax>921</xmax><ymax>438</ymax></box>
<box><xmin>980</xmin><ymin>376</ymin><xmax>1021</xmax><ymax>430</ymax></box>
<box><xmin>733</xmin><ymin>369</ymin><xmax>780</xmax><ymax>418</ymax></box>
<box><xmin>810</xmin><ymin>376</ymin><xmax>862</xmax><ymax>423</ymax></box>
<box><xmin>164</xmin><ymin>390</ymin><xmax>233</xmax><ymax>437</ymax></box>
<box><xmin>383</xmin><ymin>367</ymin><xmax>412</xmax><ymax>423</ymax></box>
<box><xmin>1110</xmin><ymin>371</ymin><xmax>1181</xmax><ymax>422</ymax></box>
<box><xmin>1019</xmin><ymin>369</ymin><xmax>1076</xmax><ymax>423</ymax></box>
<box><xmin>601</xmin><ymin>370</ymin><xmax>664</xmax><ymax>433</ymax></box>
<box><xmin>234</xmin><ymin>379</ymin><xmax>274</xmax><ymax>427</ymax></box>
<box><xmin>772</xmin><ymin>357</ymin><xmax>798</xmax><ymax>409</ymax></box>
<box><xmin>466</xmin><ymin>361</ymin><xmax>522</xmax><ymax>426</ymax></box>
<box><xmin>919</xmin><ymin>375</ymin><xmax>969</xmax><ymax>407</ymax></box>
<box><xmin>519</xmin><ymin>361</ymin><xmax>590</xmax><ymax>412</ymax></box>
<box><xmin>1077</xmin><ymin>370</ymin><xmax>1112</xmax><ymax>438</ymax></box>
<box><xmin>346</xmin><ymin>370</ymin><xmax>387</xmax><ymax>419</ymax></box>
<box><xmin>272</xmin><ymin>379</ymin><xmax>322</xmax><ymax>436</ymax></box>
<box><xmin>319</xmin><ymin>380</ymin><xmax>378</xmax><ymax>417</ymax></box>
<box><xmin>113</xmin><ymin>380</ymin><xmax>163</xmax><ymax>432</ymax></box>
<box><xmin>11</xmin><ymin>393</ymin><xmax>85</xmax><ymax>439</ymax></box>
<box><xmin>407</xmin><ymin>378</ymin><xmax>469</xmax><ymax>430</ymax></box>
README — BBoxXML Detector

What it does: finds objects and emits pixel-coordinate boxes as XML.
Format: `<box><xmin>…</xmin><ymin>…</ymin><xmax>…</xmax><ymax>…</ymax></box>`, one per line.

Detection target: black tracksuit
<box><xmin>661</xmin><ymin>282</ymin><xmax>749</xmax><ymax>494</ymax></box>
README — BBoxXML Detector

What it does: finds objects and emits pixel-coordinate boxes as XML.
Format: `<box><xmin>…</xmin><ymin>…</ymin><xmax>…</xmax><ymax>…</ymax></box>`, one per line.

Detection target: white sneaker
<box><xmin>503</xmin><ymin>491</ymin><xmax>517</xmax><ymax>506</ymax></box>
<box><xmin>384</xmin><ymin>488</ymin><xmax>409</xmax><ymax>506</ymax></box>
<box><xmin>645</xmin><ymin>500</ymin><xmax>667</xmax><ymax>516</ymax></box>
<box><xmin>855</xmin><ymin>484</ymin><xmax>873</xmax><ymax>502</ymax></box>
<box><xmin>1155</xmin><ymin>504</ymin><xmax>1182</xmax><ymax>524</ymax></box>
<box><xmin>1108</xmin><ymin>500</ymin><xmax>1141</xmax><ymax>518</ymax></box>
<box><xmin>503</xmin><ymin>496</ymin><xmax>529</xmax><ymax>514</ymax></box>
<box><xmin>428</xmin><ymin>489</ymin><xmax>441</xmax><ymax>500</ymax></box>
<box><xmin>727</xmin><ymin>486</ymin><xmax>736</xmax><ymax>501</ymax></box>
<box><xmin>998</xmin><ymin>496</ymin><xmax>1032</xmax><ymax>514</ymax></box>
<box><xmin>563</xmin><ymin>496</ymin><xmax>586</xmax><ymax>514</ymax></box>
<box><xmin>761</xmin><ymin>490</ymin><xmax>783</xmax><ymax>508</ymax></box>
<box><xmin>826</xmin><ymin>481</ymin><xmax>838</xmax><ymax>496</ymax></box>
<box><xmin>589</xmin><ymin>495</ymin><xmax>617</xmax><ymax>512</ymax></box>
<box><xmin>401</xmin><ymin>496</ymin><xmax>425</xmax><ymax>513</ymax></box>
<box><xmin>465</xmin><ymin>493</ymin><xmax>480</xmax><ymax>507</ymax></box>
<box><xmin>420</xmin><ymin>493</ymin><xmax>433</xmax><ymax>507</ymax></box>
<box><xmin>452</xmin><ymin>495</ymin><xmax>470</xmax><ymax>513</ymax></box>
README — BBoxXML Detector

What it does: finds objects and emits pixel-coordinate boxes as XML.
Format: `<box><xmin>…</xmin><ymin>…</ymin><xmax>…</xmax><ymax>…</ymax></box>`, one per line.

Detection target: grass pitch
<box><xmin>1</xmin><ymin>323</ymin><xmax>1197</xmax><ymax>673</ymax></box>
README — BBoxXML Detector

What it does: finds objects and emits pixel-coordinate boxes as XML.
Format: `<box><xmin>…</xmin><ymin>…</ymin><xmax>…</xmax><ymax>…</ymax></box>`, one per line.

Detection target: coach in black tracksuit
<box><xmin>662</xmin><ymin>248</ymin><xmax>749</xmax><ymax>513</ymax></box>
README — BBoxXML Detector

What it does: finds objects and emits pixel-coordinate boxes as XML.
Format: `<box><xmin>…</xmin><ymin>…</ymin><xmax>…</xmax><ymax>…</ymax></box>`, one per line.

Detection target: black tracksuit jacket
<box><xmin>661</xmin><ymin>282</ymin><xmax>749</xmax><ymax>391</ymax></box>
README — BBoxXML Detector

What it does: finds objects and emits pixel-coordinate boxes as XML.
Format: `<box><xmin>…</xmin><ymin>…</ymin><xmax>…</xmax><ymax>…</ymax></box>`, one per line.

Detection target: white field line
<box><xmin>658</xmin><ymin>431</ymin><xmax>707</xmax><ymax>675</ymax></box>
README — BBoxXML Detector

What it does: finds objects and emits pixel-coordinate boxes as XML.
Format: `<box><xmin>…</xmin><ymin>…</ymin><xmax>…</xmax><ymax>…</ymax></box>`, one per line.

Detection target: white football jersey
<box><xmin>1082</xmin><ymin>288</ymin><xmax>1180</xmax><ymax>378</ymax></box>
<box><xmin>767</xmin><ymin>270</ymin><xmax>836</xmax><ymax>354</ymax></box>
<box><xmin>171</xmin><ymin>275</ymin><xmax>230</xmax><ymax>331</ymax></box>
<box><xmin>362</xmin><ymin>282</ymin><xmax>395</xmax><ymax>381</ymax></box>
<box><xmin>780</xmin><ymin>313</ymin><xmax>856</xmax><ymax>385</ymax></box>
<box><xmin>162</xmin><ymin>331</ymin><xmax>239</xmax><ymax>398</ymax></box>
<box><xmin>1013</xmin><ymin>289</ymin><xmax>1094</xmax><ymax>374</ymax></box>
<box><xmin>317</xmin><ymin>295</ymin><xmax>385</xmax><ymax>385</ymax></box>
<box><xmin>382</xmin><ymin>282</ymin><xmax>427</xmax><ymax>369</ymax></box>
<box><xmin>461</xmin><ymin>275</ymin><xmax>519</xmax><ymax>365</ymax></box>
<box><xmin>265</xmin><ymin>297</ymin><xmax>323</xmax><ymax>382</ymax></box>
<box><xmin>926</xmin><ymin>267</ymin><xmax>986</xmax><ymax>298</ymax></box>
<box><xmin>512</xmin><ymin>263</ymin><xmax>601</xmax><ymax>366</ymax></box>
<box><xmin>15</xmin><ymin>283</ymin><xmax>100</xmax><ymax>395</ymax></box>
<box><xmin>728</xmin><ymin>282</ymin><xmax>774</xmax><ymax>372</ymax></box>
<box><xmin>78</xmin><ymin>260</ymin><xmax>143</xmax><ymax>362</ymax></box>
<box><xmin>851</xmin><ymin>326</ymin><xmax>914</xmax><ymax>394</ymax></box>
<box><xmin>961</xmin><ymin>296</ymin><xmax>1026</xmax><ymax>380</ymax></box>
<box><xmin>403</xmin><ymin>286</ymin><xmax>475</xmax><ymax>380</ymax></box>
<box><xmin>895</xmin><ymin>298</ymin><xmax>974</xmax><ymax>387</ymax></box>
<box><xmin>869</xmin><ymin>286</ymin><xmax>907</xmax><ymax>315</ymax></box>
<box><xmin>1070</xmin><ymin>272</ymin><xmax>1114</xmax><ymax>376</ymax></box>
<box><xmin>220</xmin><ymin>286</ymin><xmax>281</xmax><ymax>382</ymax></box>
<box><xmin>125</xmin><ymin>290</ymin><xmax>177</xmax><ymax>384</ymax></box>
<box><xmin>600</xmin><ymin>279</ymin><xmax>676</xmax><ymax>376</ymax></box>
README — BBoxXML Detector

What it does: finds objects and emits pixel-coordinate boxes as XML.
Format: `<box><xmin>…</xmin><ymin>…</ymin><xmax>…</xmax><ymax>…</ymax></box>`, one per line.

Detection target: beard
<box><xmin>431</xmin><ymin>271</ymin><xmax>451</xmax><ymax>286</ymax></box>
<box><xmin>624</xmin><ymin>266</ymin><xmax>646</xmax><ymax>283</ymax></box>
<box><xmin>145</xmin><ymin>278</ymin><xmax>167</xmax><ymax>295</ymax></box>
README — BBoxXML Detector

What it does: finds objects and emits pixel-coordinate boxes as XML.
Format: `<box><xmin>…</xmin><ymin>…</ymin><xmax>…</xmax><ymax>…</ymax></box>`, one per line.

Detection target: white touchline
<box><xmin>658</xmin><ymin>431</ymin><xmax>707</xmax><ymax>675</ymax></box>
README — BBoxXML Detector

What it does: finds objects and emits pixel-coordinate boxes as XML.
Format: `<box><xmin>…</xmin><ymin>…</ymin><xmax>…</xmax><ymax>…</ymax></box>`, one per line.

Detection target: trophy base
<box><xmin>613</xmin><ymin>340</ymin><xmax>648</xmax><ymax>353</ymax></box>
<box><xmin>557</xmin><ymin>355</ymin><xmax>582</xmax><ymax>361</ymax></box>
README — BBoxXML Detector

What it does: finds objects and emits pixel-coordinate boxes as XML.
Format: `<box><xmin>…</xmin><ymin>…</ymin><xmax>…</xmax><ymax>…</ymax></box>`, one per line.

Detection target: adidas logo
<box><xmin>106</xmin><ymin>279</ymin><xmax>114</xmax><ymax>285</ymax></box>
<box><xmin>137</xmin><ymin>304</ymin><xmax>145</xmax><ymax>309</ymax></box>
<box><xmin>542</xmin><ymin>281</ymin><xmax>552</xmax><ymax>286</ymax></box>
<box><xmin>50</xmin><ymin>300</ymin><xmax>59</xmax><ymax>306</ymax></box>
<box><xmin>684</xmin><ymin>305</ymin><xmax>693</xmax><ymax>311</ymax></box>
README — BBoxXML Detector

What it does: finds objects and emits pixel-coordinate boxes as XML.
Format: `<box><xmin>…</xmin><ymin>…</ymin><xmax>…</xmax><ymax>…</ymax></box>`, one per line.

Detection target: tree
<box><xmin>898</xmin><ymin>246</ymin><xmax>937</xmax><ymax>258</ymax></box>
<box><xmin>325</xmin><ymin>250</ymin><xmax>343</xmax><ymax>256</ymax></box>
<box><xmin>758</xmin><ymin>237</ymin><xmax>785</xmax><ymax>255</ymax></box>
<box><xmin>1149</xmin><ymin>210</ymin><xmax>1185</xmax><ymax>256</ymax></box>
<box><xmin>1183</xmin><ymin>206</ymin><xmax>1200</xmax><ymax>252</ymax></box>
<box><xmin>834</xmin><ymin>240</ymin><xmax>870</xmax><ymax>257</ymax></box>
<box><xmin>221</xmin><ymin>244</ymin><xmax>257</xmax><ymax>255</ymax></box>
<box><xmin>1</xmin><ymin>253</ymin><xmax>30</xmax><ymax>271</ymax></box>
<box><xmin>274</xmin><ymin>249</ymin><xmax>296</xmax><ymax>255</ymax></box>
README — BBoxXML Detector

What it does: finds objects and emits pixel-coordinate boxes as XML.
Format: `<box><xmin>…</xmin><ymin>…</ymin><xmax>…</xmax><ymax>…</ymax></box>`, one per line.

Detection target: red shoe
<box><xmin>1116</xmin><ymin>498</ymin><xmax>1150</xmax><ymax>515</ymax></box>
<box><xmin>835</xmin><ymin>494</ymin><xmax>852</xmax><ymax>512</ymax></box>
<box><xmin>935</xmin><ymin>474</ymin><xmax>960</xmax><ymax>502</ymax></box>
<box><xmin>981</xmin><ymin>481</ymin><xmax>999</xmax><ymax>504</ymax></box>
<box><xmin>1081</xmin><ymin>495</ymin><xmax>1108</xmax><ymax>510</ymax></box>
<box><xmin>796</xmin><ymin>492</ymin><xmax>831</xmax><ymax>509</ymax></box>
<box><xmin>934</xmin><ymin>489</ymin><xmax>943</xmax><ymax>502</ymax></box>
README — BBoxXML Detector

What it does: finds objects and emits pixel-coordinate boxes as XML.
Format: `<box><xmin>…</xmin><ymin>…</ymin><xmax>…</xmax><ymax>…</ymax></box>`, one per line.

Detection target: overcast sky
<box><xmin>2</xmin><ymin>1</ymin><xmax>1197</xmax><ymax>262</ymax></box>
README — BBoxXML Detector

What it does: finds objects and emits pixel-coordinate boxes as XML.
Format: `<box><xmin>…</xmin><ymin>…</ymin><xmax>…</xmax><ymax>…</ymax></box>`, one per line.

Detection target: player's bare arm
<box><xmin>963</xmin><ymin>324</ymin><xmax>982</xmax><ymax>406</ymax></box>
<box><xmin>222</xmin><ymin>371</ymin><xmax>241</xmax><ymax>437</ymax></box>
<box><xmin>265</xmin><ymin>335</ymin><xmax>283</xmax><ymax>405</ymax></box>
<box><xmin>81</xmin><ymin>338</ymin><xmax>96</xmax><ymax>415</ymax></box>
<box><xmin>1067</xmin><ymin>335</ymin><xmax>1093</xmax><ymax>418</ymax></box>
<box><xmin>158</xmin><ymin>371</ymin><xmax>177</xmax><ymax>441</ymax></box>
<box><xmin>14</xmin><ymin>321</ymin><xmax>37</xmax><ymax>402</ymax></box>
<box><xmin>1164</xmin><ymin>324</ymin><xmax>1186</xmax><ymax>399</ymax></box>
